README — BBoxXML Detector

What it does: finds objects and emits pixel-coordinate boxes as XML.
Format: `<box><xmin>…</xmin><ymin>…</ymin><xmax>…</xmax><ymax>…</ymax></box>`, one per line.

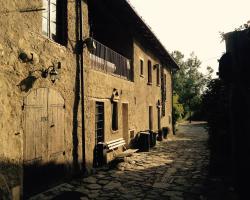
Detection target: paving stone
<box><xmin>75</xmin><ymin>186</ymin><xmax>89</xmax><ymax>194</ymax></box>
<box><xmin>85</xmin><ymin>184</ymin><xmax>102</xmax><ymax>190</ymax></box>
<box><xmin>87</xmin><ymin>192</ymin><xmax>99</xmax><ymax>199</ymax></box>
<box><xmin>97</xmin><ymin>179</ymin><xmax>110</xmax><ymax>185</ymax></box>
<box><xmin>83</xmin><ymin>177</ymin><xmax>97</xmax><ymax>184</ymax></box>
<box><xmin>80</xmin><ymin>197</ymin><xmax>89</xmax><ymax>200</ymax></box>
<box><xmin>103</xmin><ymin>181</ymin><xmax>121</xmax><ymax>190</ymax></box>
<box><xmin>162</xmin><ymin>190</ymin><xmax>183</xmax><ymax>197</ymax></box>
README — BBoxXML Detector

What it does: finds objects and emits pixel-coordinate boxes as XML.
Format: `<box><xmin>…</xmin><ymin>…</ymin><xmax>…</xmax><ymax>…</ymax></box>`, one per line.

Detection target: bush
<box><xmin>201</xmin><ymin>79</ymin><xmax>231</xmax><ymax>175</ymax></box>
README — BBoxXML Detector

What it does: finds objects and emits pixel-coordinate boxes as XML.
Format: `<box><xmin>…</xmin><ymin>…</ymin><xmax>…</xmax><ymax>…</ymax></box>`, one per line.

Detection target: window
<box><xmin>156</xmin><ymin>64</ymin><xmax>160</xmax><ymax>85</ymax></box>
<box><xmin>112</xmin><ymin>102</ymin><xmax>118</xmax><ymax>131</ymax></box>
<box><xmin>148</xmin><ymin>60</ymin><xmax>152</xmax><ymax>84</ymax></box>
<box><xmin>42</xmin><ymin>0</ymin><xmax>68</xmax><ymax>45</ymax></box>
<box><xmin>140</xmin><ymin>59</ymin><xmax>144</xmax><ymax>76</ymax></box>
<box><xmin>95</xmin><ymin>102</ymin><xmax>104</xmax><ymax>143</ymax></box>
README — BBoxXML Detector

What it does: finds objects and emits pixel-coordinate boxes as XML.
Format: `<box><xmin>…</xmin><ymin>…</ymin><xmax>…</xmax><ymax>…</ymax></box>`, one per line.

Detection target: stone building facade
<box><xmin>0</xmin><ymin>0</ymin><xmax>178</xmax><ymax>199</ymax></box>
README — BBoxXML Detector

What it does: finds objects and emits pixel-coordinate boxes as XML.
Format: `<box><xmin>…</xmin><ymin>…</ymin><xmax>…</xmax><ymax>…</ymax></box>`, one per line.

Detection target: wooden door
<box><xmin>47</xmin><ymin>88</ymin><xmax>65</xmax><ymax>163</ymax></box>
<box><xmin>23</xmin><ymin>88</ymin><xmax>65</xmax><ymax>197</ymax></box>
<box><xmin>24</xmin><ymin>88</ymin><xmax>65</xmax><ymax>163</ymax></box>
<box><xmin>24</xmin><ymin>88</ymin><xmax>48</xmax><ymax>162</ymax></box>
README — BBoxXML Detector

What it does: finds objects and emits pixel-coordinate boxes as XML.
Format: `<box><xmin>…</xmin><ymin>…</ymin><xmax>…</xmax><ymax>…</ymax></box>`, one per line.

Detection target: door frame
<box><xmin>122</xmin><ymin>103</ymin><xmax>129</xmax><ymax>145</ymax></box>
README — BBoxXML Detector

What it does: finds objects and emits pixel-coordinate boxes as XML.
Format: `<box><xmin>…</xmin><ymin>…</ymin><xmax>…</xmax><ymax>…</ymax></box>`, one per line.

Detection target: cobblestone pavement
<box><xmin>30</xmin><ymin>122</ymin><xmax>234</xmax><ymax>200</ymax></box>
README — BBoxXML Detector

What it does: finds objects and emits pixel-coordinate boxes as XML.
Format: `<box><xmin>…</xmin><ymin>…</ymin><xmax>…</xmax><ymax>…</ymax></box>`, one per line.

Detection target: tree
<box><xmin>173</xmin><ymin>93</ymin><xmax>184</xmax><ymax>128</ymax></box>
<box><xmin>171</xmin><ymin>51</ymin><xmax>213</xmax><ymax>121</ymax></box>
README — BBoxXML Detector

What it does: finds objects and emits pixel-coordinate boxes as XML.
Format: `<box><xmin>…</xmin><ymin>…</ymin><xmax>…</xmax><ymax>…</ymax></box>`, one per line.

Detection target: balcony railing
<box><xmin>88</xmin><ymin>38</ymin><xmax>132</xmax><ymax>81</ymax></box>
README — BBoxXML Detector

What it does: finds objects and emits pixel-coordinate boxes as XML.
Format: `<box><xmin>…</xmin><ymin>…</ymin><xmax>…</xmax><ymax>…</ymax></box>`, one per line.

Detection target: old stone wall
<box><xmin>0</xmin><ymin>0</ymin><xmax>173</xmax><ymax>197</ymax></box>
<box><xmin>84</xmin><ymin>68</ymin><xmax>135</xmax><ymax>168</ymax></box>
<box><xmin>0</xmin><ymin>0</ymin><xmax>90</xmax><ymax>197</ymax></box>
<box><xmin>133</xmin><ymin>40</ymin><xmax>173</xmax><ymax>134</ymax></box>
<box><xmin>84</xmin><ymin>38</ymin><xmax>173</xmax><ymax>168</ymax></box>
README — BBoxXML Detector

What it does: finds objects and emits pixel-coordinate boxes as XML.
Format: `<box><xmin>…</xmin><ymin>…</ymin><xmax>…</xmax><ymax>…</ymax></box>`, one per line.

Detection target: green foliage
<box><xmin>200</xmin><ymin>78</ymin><xmax>231</xmax><ymax>174</ymax></box>
<box><xmin>171</xmin><ymin>51</ymin><xmax>213</xmax><ymax>119</ymax></box>
<box><xmin>173</xmin><ymin>93</ymin><xmax>184</xmax><ymax>126</ymax></box>
<box><xmin>201</xmin><ymin>78</ymin><xmax>229</xmax><ymax>133</ymax></box>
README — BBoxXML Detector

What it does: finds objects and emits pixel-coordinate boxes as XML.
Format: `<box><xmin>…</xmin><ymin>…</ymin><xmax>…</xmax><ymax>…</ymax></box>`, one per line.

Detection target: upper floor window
<box><xmin>42</xmin><ymin>0</ymin><xmax>68</xmax><ymax>45</ymax></box>
<box><xmin>164</xmin><ymin>73</ymin><xmax>167</xmax><ymax>99</ymax></box>
<box><xmin>156</xmin><ymin>64</ymin><xmax>160</xmax><ymax>85</ymax></box>
<box><xmin>148</xmin><ymin>60</ymin><xmax>152</xmax><ymax>84</ymax></box>
<box><xmin>140</xmin><ymin>59</ymin><xmax>144</xmax><ymax>76</ymax></box>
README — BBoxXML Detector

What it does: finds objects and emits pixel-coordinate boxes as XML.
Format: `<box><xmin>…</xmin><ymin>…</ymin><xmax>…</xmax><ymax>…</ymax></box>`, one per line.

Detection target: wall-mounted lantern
<box><xmin>30</xmin><ymin>62</ymin><xmax>61</xmax><ymax>83</ymax></box>
<box><xmin>111</xmin><ymin>88</ymin><xmax>120</xmax><ymax>102</ymax></box>
<box><xmin>83</xmin><ymin>37</ymin><xmax>96</xmax><ymax>52</ymax></box>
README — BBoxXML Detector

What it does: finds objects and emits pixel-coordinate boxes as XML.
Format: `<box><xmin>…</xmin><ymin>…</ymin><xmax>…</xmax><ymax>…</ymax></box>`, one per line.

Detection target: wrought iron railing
<box><xmin>88</xmin><ymin>38</ymin><xmax>132</xmax><ymax>81</ymax></box>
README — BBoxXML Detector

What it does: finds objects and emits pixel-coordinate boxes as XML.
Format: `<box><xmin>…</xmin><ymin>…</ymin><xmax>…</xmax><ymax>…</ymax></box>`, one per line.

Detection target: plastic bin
<box><xmin>149</xmin><ymin>130</ymin><xmax>157</xmax><ymax>147</ymax></box>
<box><xmin>138</xmin><ymin>131</ymin><xmax>150</xmax><ymax>152</ymax></box>
<box><xmin>157</xmin><ymin>129</ymin><xmax>163</xmax><ymax>141</ymax></box>
<box><xmin>162</xmin><ymin>127</ymin><xmax>169</xmax><ymax>139</ymax></box>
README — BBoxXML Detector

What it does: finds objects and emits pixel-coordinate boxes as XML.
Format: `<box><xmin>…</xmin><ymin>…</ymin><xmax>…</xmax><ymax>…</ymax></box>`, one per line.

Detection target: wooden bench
<box><xmin>106</xmin><ymin>138</ymin><xmax>126</xmax><ymax>151</ymax></box>
<box><xmin>106</xmin><ymin>138</ymin><xmax>138</xmax><ymax>158</ymax></box>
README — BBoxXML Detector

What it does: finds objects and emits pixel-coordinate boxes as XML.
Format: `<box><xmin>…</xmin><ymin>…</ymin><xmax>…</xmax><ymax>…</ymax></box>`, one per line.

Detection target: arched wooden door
<box><xmin>24</xmin><ymin>87</ymin><xmax>65</xmax><ymax>163</ymax></box>
<box><xmin>23</xmin><ymin>88</ymin><xmax>66</xmax><ymax>197</ymax></box>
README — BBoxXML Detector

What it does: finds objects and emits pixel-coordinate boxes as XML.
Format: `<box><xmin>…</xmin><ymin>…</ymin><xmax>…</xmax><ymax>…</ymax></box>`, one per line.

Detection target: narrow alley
<box><xmin>29</xmin><ymin>122</ymin><xmax>236</xmax><ymax>200</ymax></box>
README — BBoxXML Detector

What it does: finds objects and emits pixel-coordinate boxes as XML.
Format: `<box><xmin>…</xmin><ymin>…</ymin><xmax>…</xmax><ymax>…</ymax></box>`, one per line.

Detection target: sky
<box><xmin>129</xmin><ymin>0</ymin><xmax>250</xmax><ymax>77</ymax></box>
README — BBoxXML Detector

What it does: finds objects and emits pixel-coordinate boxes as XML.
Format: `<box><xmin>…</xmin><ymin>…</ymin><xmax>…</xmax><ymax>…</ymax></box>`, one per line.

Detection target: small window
<box><xmin>42</xmin><ymin>0</ymin><xmax>68</xmax><ymax>45</ymax></box>
<box><xmin>148</xmin><ymin>60</ymin><xmax>152</xmax><ymax>84</ymax></box>
<box><xmin>156</xmin><ymin>65</ymin><xmax>160</xmax><ymax>85</ymax></box>
<box><xmin>112</xmin><ymin>102</ymin><xmax>118</xmax><ymax>131</ymax></box>
<box><xmin>140</xmin><ymin>59</ymin><xmax>144</xmax><ymax>76</ymax></box>
<box><xmin>164</xmin><ymin>74</ymin><xmax>167</xmax><ymax>99</ymax></box>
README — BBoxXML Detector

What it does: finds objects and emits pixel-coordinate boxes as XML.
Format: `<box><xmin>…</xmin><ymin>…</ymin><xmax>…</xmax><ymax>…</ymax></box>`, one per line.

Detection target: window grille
<box><xmin>95</xmin><ymin>102</ymin><xmax>104</xmax><ymax>143</ymax></box>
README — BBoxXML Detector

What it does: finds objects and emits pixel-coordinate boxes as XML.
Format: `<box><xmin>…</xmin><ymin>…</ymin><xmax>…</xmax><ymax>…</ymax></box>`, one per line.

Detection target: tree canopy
<box><xmin>171</xmin><ymin>50</ymin><xmax>213</xmax><ymax>119</ymax></box>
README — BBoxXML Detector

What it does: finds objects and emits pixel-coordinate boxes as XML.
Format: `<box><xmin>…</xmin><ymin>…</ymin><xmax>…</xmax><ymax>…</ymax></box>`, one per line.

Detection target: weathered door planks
<box><xmin>48</xmin><ymin>88</ymin><xmax>65</xmax><ymax>162</ymax></box>
<box><xmin>24</xmin><ymin>88</ymin><xmax>65</xmax><ymax>163</ymax></box>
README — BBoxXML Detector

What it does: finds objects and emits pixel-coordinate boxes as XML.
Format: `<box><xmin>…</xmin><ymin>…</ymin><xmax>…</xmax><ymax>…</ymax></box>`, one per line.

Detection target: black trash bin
<box><xmin>157</xmin><ymin>129</ymin><xmax>163</xmax><ymax>141</ymax></box>
<box><xmin>162</xmin><ymin>127</ymin><xmax>169</xmax><ymax>139</ymax></box>
<box><xmin>149</xmin><ymin>130</ymin><xmax>157</xmax><ymax>147</ymax></box>
<box><xmin>138</xmin><ymin>131</ymin><xmax>150</xmax><ymax>152</ymax></box>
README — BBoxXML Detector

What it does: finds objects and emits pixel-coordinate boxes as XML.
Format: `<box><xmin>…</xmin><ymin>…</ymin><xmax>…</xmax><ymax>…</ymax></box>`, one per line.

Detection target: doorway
<box><xmin>122</xmin><ymin>103</ymin><xmax>129</xmax><ymax>145</ymax></box>
<box><xmin>149</xmin><ymin>106</ymin><xmax>153</xmax><ymax>130</ymax></box>
<box><xmin>23</xmin><ymin>88</ymin><xmax>66</xmax><ymax>197</ymax></box>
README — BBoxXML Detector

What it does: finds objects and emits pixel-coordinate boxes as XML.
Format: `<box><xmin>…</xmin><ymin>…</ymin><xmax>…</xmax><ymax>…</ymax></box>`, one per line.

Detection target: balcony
<box><xmin>88</xmin><ymin>38</ymin><xmax>132</xmax><ymax>81</ymax></box>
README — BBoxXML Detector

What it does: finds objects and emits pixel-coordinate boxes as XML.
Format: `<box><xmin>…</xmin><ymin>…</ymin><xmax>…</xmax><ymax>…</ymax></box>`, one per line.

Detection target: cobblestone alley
<box><xmin>30</xmin><ymin>122</ymin><xmax>234</xmax><ymax>200</ymax></box>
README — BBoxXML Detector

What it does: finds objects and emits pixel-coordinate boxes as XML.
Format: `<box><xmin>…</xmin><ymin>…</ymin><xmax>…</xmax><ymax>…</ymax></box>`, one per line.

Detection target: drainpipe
<box><xmin>79</xmin><ymin>0</ymin><xmax>86</xmax><ymax>172</ymax></box>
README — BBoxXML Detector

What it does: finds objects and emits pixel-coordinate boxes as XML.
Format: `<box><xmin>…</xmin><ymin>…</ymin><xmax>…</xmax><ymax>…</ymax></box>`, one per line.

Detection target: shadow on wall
<box><xmin>23</xmin><ymin>161</ymin><xmax>73</xmax><ymax>199</ymax></box>
<box><xmin>0</xmin><ymin>159</ymin><xmax>76</xmax><ymax>199</ymax></box>
<box><xmin>0</xmin><ymin>160</ymin><xmax>21</xmax><ymax>200</ymax></box>
<box><xmin>17</xmin><ymin>75</ymin><xmax>37</xmax><ymax>92</ymax></box>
